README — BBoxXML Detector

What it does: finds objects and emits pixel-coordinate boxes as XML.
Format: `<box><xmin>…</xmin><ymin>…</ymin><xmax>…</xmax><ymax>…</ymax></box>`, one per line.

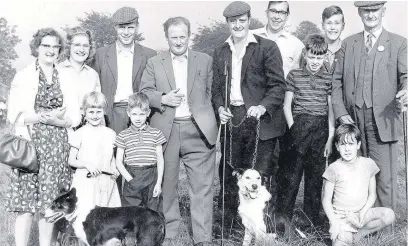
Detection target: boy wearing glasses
<box><xmin>252</xmin><ymin>1</ymin><xmax>304</xmax><ymax>78</ymax></box>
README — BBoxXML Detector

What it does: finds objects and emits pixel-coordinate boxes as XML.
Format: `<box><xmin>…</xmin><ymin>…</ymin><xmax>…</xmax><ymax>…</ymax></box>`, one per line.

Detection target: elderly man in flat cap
<box><xmin>212</xmin><ymin>0</ymin><xmax>286</xmax><ymax>231</ymax></box>
<box><xmin>332</xmin><ymin>1</ymin><xmax>407</xmax><ymax>212</ymax></box>
<box><xmin>91</xmin><ymin>6</ymin><xmax>156</xmax><ymax>196</ymax></box>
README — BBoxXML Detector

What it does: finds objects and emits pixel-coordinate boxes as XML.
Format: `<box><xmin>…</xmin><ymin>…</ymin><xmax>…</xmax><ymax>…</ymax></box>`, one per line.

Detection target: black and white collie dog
<box><xmin>44</xmin><ymin>188</ymin><xmax>165</xmax><ymax>246</ymax></box>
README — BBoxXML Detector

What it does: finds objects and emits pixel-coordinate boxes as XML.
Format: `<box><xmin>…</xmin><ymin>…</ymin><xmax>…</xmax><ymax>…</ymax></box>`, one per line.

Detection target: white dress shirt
<box><xmin>115</xmin><ymin>41</ymin><xmax>134</xmax><ymax>102</ymax></box>
<box><xmin>171</xmin><ymin>51</ymin><xmax>191</xmax><ymax>118</ymax></box>
<box><xmin>364</xmin><ymin>26</ymin><xmax>383</xmax><ymax>51</ymax></box>
<box><xmin>225</xmin><ymin>33</ymin><xmax>258</xmax><ymax>106</ymax></box>
<box><xmin>252</xmin><ymin>27</ymin><xmax>304</xmax><ymax>78</ymax></box>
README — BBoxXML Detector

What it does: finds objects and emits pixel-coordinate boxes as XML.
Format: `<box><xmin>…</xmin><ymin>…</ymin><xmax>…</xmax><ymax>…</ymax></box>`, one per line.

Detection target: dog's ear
<box><xmin>232</xmin><ymin>168</ymin><xmax>245</xmax><ymax>179</ymax></box>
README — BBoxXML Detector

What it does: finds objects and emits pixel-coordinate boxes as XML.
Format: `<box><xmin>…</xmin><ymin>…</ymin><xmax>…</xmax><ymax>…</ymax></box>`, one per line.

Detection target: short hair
<box><xmin>267</xmin><ymin>1</ymin><xmax>290</xmax><ymax>14</ymax></box>
<box><xmin>30</xmin><ymin>28</ymin><xmax>64</xmax><ymax>58</ymax></box>
<box><xmin>127</xmin><ymin>92</ymin><xmax>150</xmax><ymax>112</ymax></box>
<box><xmin>322</xmin><ymin>5</ymin><xmax>344</xmax><ymax>23</ymax></box>
<box><xmin>163</xmin><ymin>17</ymin><xmax>191</xmax><ymax>38</ymax></box>
<box><xmin>304</xmin><ymin>34</ymin><xmax>328</xmax><ymax>55</ymax></box>
<box><xmin>65</xmin><ymin>26</ymin><xmax>96</xmax><ymax>63</ymax></box>
<box><xmin>334</xmin><ymin>124</ymin><xmax>362</xmax><ymax>145</ymax></box>
<box><xmin>82</xmin><ymin>92</ymin><xmax>107</xmax><ymax>111</ymax></box>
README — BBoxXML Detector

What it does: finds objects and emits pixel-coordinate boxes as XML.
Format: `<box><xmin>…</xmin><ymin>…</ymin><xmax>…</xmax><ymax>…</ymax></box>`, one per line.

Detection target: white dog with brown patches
<box><xmin>234</xmin><ymin>169</ymin><xmax>276</xmax><ymax>246</ymax></box>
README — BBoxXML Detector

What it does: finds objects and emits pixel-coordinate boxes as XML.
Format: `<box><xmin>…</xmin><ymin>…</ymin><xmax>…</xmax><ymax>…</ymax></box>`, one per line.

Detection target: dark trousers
<box><xmin>122</xmin><ymin>165</ymin><xmax>162</xmax><ymax>212</ymax></box>
<box><xmin>219</xmin><ymin>105</ymin><xmax>278</xmax><ymax>215</ymax></box>
<box><xmin>355</xmin><ymin>104</ymin><xmax>398</xmax><ymax>210</ymax></box>
<box><xmin>276</xmin><ymin>114</ymin><xmax>328</xmax><ymax>225</ymax></box>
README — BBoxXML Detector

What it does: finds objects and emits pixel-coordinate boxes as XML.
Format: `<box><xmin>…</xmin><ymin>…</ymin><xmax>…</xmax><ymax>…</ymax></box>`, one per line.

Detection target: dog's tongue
<box><xmin>248</xmin><ymin>191</ymin><xmax>258</xmax><ymax>199</ymax></box>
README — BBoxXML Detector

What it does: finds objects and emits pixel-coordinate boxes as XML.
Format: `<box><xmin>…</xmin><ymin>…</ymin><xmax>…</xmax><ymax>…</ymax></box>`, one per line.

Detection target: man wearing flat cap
<box><xmin>332</xmin><ymin>1</ymin><xmax>407</xmax><ymax>212</ymax></box>
<box><xmin>91</xmin><ymin>6</ymin><xmax>156</xmax><ymax>135</ymax></box>
<box><xmin>91</xmin><ymin>6</ymin><xmax>156</xmax><ymax>196</ymax></box>
<box><xmin>212</xmin><ymin>0</ymin><xmax>286</xmax><ymax>229</ymax></box>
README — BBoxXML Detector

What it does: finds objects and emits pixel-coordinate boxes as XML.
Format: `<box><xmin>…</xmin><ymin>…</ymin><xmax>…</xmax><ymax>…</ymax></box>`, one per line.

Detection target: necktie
<box><xmin>366</xmin><ymin>33</ymin><xmax>374</xmax><ymax>53</ymax></box>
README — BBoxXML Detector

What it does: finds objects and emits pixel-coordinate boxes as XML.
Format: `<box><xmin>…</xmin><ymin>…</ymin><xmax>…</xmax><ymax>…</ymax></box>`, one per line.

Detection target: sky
<box><xmin>1</xmin><ymin>0</ymin><xmax>407</xmax><ymax>70</ymax></box>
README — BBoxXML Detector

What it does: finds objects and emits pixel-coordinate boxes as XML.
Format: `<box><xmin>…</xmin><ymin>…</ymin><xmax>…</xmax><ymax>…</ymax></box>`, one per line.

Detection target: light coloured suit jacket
<box><xmin>139</xmin><ymin>50</ymin><xmax>217</xmax><ymax>148</ymax></box>
<box><xmin>332</xmin><ymin>29</ymin><xmax>407</xmax><ymax>142</ymax></box>
<box><xmin>91</xmin><ymin>42</ymin><xmax>156</xmax><ymax>121</ymax></box>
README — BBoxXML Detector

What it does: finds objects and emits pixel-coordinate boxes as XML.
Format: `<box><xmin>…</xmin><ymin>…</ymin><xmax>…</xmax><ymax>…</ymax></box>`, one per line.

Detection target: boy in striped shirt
<box><xmin>276</xmin><ymin>34</ymin><xmax>335</xmax><ymax>226</ymax></box>
<box><xmin>115</xmin><ymin>92</ymin><xmax>166</xmax><ymax>212</ymax></box>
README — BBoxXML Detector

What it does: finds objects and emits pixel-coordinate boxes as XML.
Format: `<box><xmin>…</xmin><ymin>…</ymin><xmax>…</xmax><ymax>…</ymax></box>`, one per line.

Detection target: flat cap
<box><xmin>354</xmin><ymin>1</ymin><xmax>386</xmax><ymax>10</ymax></box>
<box><xmin>223</xmin><ymin>1</ymin><xmax>251</xmax><ymax>18</ymax></box>
<box><xmin>112</xmin><ymin>7</ymin><xmax>139</xmax><ymax>25</ymax></box>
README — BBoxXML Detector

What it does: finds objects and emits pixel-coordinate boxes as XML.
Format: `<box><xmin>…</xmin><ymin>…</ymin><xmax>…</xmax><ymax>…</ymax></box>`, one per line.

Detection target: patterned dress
<box><xmin>7</xmin><ymin>62</ymin><xmax>72</xmax><ymax>214</ymax></box>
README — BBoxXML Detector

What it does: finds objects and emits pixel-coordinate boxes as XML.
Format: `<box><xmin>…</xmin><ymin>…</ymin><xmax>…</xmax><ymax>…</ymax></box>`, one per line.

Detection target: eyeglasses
<box><xmin>268</xmin><ymin>9</ymin><xmax>288</xmax><ymax>16</ymax></box>
<box><xmin>72</xmin><ymin>43</ymin><xmax>91</xmax><ymax>49</ymax></box>
<box><xmin>40</xmin><ymin>44</ymin><xmax>61</xmax><ymax>50</ymax></box>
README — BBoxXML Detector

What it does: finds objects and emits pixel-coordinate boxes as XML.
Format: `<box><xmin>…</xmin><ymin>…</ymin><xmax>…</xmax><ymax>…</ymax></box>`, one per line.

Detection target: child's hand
<box><xmin>153</xmin><ymin>183</ymin><xmax>162</xmax><ymax>197</ymax></box>
<box><xmin>85</xmin><ymin>163</ymin><xmax>101</xmax><ymax>177</ymax></box>
<box><xmin>112</xmin><ymin>170</ymin><xmax>120</xmax><ymax>180</ymax></box>
<box><xmin>357</xmin><ymin>209</ymin><xmax>367</xmax><ymax>228</ymax></box>
<box><xmin>324</xmin><ymin>141</ymin><xmax>332</xmax><ymax>157</ymax></box>
<box><xmin>329</xmin><ymin>220</ymin><xmax>341</xmax><ymax>241</ymax></box>
<box><xmin>346</xmin><ymin>212</ymin><xmax>362</xmax><ymax>228</ymax></box>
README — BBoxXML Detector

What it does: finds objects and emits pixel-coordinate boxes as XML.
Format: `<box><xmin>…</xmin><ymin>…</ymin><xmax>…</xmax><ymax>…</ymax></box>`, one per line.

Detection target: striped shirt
<box><xmin>286</xmin><ymin>67</ymin><xmax>332</xmax><ymax>116</ymax></box>
<box><xmin>115</xmin><ymin>124</ymin><xmax>166</xmax><ymax>166</ymax></box>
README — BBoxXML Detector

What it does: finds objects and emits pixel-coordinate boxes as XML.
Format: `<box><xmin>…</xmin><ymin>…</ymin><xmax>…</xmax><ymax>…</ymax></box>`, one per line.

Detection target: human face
<box><xmin>227</xmin><ymin>14</ymin><xmax>250</xmax><ymax>41</ymax></box>
<box><xmin>84</xmin><ymin>107</ymin><xmax>104</xmax><ymax>126</ymax></box>
<box><xmin>115</xmin><ymin>22</ymin><xmax>138</xmax><ymax>46</ymax></box>
<box><xmin>166</xmin><ymin>23</ymin><xmax>189</xmax><ymax>56</ymax></box>
<box><xmin>266</xmin><ymin>2</ymin><xmax>289</xmax><ymax>32</ymax></box>
<box><xmin>322</xmin><ymin>14</ymin><xmax>345</xmax><ymax>42</ymax></box>
<box><xmin>336</xmin><ymin>134</ymin><xmax>361</xmax><ymax>163</ymax></box>
<box><xmin>127</xmin><ymin>107</ymin><xmax>150</xmax><ymax>129</ymax></box>
<box><xmin>37</xmin><ymin>36</ymin><xmax>60</xmax><ymax>65</ymax></box>
<box><xmin>305</xmin><ymin>50</ymin><xmax>325</xmax><ymax>73</ymax></box>
<box><xmin>70</xmin><ymin>34</ymin><xmax>91</xmax><ymax>65</ymax></box>
<box><xmin>358</xmin><ymin>6</ymin><xmax>385</xmax><ymax>32</ymax></box>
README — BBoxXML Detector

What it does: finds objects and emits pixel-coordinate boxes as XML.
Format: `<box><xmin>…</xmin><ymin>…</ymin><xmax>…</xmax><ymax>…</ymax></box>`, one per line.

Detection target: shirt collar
<box><xmin>61</xmin><ymin>59</ymin><xmax>88</xmax><ymax>71</ymax></box>
<box><xmin>364</xmin><ymin>26</ymin><xmax>383</xmax><ymax>40</ymax></box>
<box><xmin>225</xmin><ymin>32</ymin><xmax>258</xmax><ymax>47</ymax></box>
<box><xmin>170</xmin><ymin>50</ymin><xmax>189</xmax><ymax>61</ymax></box>
<box><xmin>258</xmin><ymin>26</ymin><xmax>290</xmax><ymax>40</ymax></box>
<box><xmin>302</xmin><ymin>64</ymin><xmax>325</xmax><ymax>77</ymax></box>
<box><xmin>130</xmin><ymin>123</ymin><xmax>150</xmax><ymax>133</ymax></box>
<box><xmin>116</xmin><ymin>41</ymin><xmax>135</xmax><ymax>54</ymax></box>
<box><xmin>328</xmin><ymin>39</ymin><xmax>342</xmax><ymax>55</ymax></box>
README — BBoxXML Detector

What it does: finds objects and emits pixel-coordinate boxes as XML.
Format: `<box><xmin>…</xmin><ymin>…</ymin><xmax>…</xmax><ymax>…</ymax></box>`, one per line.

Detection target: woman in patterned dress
<box><xmin>7</xmin><ymin>28</ymin><xmax>81</xmax><ymax>246</ymax></box>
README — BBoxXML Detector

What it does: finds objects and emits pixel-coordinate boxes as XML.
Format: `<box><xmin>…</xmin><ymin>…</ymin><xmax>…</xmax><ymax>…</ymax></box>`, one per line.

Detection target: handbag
<box><xmin>0</xmin><ymin>112</ymin><xmax>39</xmax><ymax>173</ymax></box>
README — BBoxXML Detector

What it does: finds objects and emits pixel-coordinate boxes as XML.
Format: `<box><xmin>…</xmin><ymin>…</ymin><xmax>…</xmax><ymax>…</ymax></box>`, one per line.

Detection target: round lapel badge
<box><xmin>378</xmin><ymin>45</ymin><xmax>385</xmax><ymax>52</ymax></box>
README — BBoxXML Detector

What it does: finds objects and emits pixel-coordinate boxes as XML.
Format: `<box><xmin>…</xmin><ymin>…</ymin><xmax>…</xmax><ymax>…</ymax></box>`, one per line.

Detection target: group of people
<box><xmin>4</xmin><ymin>1</ymin><xmax>406</xmax><ymax>246</ymax></box>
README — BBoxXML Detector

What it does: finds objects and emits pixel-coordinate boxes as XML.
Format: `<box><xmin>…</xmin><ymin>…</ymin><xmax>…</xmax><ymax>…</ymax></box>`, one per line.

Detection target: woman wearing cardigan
<box><xmin>6</xmin><ymin>28</ymin><xmax>81</xmax><ymax>246</ymax></box>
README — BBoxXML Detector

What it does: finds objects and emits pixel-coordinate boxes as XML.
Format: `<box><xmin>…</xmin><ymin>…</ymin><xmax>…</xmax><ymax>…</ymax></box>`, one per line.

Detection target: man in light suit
<box><xmin>332</xmin><ymin>1</ymin><xmax>407</xmax><ymax>212</ymax></box>
<box><xmin>139</xmin><ymin>17</ymin><xmax>217</xmax><ymax>246</ymax></box>
<box><xmin>91</xmin><ymin>6</ymin><xmax>156</xmax><ymax>134</ymax></box>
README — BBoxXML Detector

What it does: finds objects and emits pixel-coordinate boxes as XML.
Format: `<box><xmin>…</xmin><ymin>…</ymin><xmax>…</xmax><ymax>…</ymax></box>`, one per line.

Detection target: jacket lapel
<box><xmin>106</xmin><ymin>44</ymin><xmax>118</xmax><ymax>87</ymax></box>
<box><xmin>373</xmin><ymin>29</ymin><xmax>390</xmax><ymax>77</ymax></box>
<box><xmin>353</xmin><ymin>32</ymin><xmax>363</xmax><ymax>81</ymax></box>
<box><xmin>187</xmin><ymin>50</ymin><xmax>198</xmax><ymax>97</ymax></box>
<box><xmin>132</xmin><ymin>43</ymin><xmax>143</xmax><ymax>84</ymax></box>
<box><xmin>241</xmin><ymin>43</ymin><xmax>255</xmax><ymax>83</ymax></box>
<box><xmin>161</xmin><ymin>52</ymin><xmax>176</xmax><ymax>90</ymax></box>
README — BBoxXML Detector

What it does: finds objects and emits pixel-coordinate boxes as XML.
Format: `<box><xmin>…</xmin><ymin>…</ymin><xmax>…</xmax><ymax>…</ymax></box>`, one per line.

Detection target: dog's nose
<box><xmin>252</xmin><ymin>184</ymin><xmax>258</xmax><ymax>190</ymax></box>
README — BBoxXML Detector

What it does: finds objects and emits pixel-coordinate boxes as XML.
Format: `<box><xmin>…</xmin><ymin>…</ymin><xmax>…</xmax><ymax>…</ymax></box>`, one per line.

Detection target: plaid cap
<box><xmin>354</xmin><ymin>1</ymin><xmax>387</xmax><ymax>10</ymax></box>
<box><xmin>112</xmin><ymin>7</ymin><xmax>139</xmax><ymax>25</ymax></box>
<box><xmin>223</xmin><ymin>1</ymin><xmax>251</xmax><ymax>18</ymax></box>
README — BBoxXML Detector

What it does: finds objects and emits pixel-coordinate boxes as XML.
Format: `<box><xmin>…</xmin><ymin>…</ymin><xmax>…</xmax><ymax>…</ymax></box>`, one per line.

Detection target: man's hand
<box><xmin>329</xmin><ymin>219</ymin><xmax>341</xmax><ymax>241</ymax></box>
<box><xmin>396</xmin><ymin>90</ymin><xmax>407</xmax><ymax>112</ymax></box>
<box><xmin>247</xmin><ymin>105</ymin><xmax>266</xmax><ymax>119</ymax></box>
<box><xmin>339</xmin><ymin>115</ymin><xmax>354</xmax><ymax>124</ymax></box>
<box><xmin>218</xmin><ymin>106</ymin><xmax>233</xmax><ymax>124</ymax></box>
<box><xmin>161</xmin><ymin>88</ymin><xmax>185</xmax><ymax>107</ymax></box>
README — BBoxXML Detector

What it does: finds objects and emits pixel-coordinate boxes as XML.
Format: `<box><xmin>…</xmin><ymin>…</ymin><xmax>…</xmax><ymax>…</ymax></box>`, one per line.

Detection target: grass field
<box><xmin>0</xmin><ymin>137</ymin><xmax>406</xmax><ymax>245</ymax></box>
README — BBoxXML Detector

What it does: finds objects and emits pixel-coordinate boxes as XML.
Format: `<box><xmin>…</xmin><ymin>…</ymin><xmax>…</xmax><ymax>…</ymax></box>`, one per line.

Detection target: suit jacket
<box><xmin>91</xmin><ymin>42</ymin><xmax>156</xmax><ymax>120</ymax></box>
<box><xmin>212</xmin><ymin>34</ymin><xmax>286</xmax><ymax>140</ymax></box>
<box><xmin>139</xmin><ymin>50</ymin><xmax>218</xmax><ymax>148</ymax></box>
<box><xmin>332</xmin><ymin>29</ymin><xmax>407</xmax><ymax>142</ymax></box>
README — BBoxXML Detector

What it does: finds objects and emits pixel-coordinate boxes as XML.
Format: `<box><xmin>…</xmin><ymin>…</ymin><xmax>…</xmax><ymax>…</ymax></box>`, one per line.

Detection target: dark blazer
<box><xmin>139</xmin><ymin>50</ymin><xmax>218</xmax><ymax>148</ymax></box>
<box><xmin>332</xmin><ymin>29</ymin><xmax>407</xmax><ymax>142</ymax></box>
<box><xmin>212</xmin><ymin>34</ymin><xmax>286</xmax><ymax>140</ymax></box>
<box><xmin>91</xmin><ymin>42</ymin><xmax>156</xmax><ymax>120</ymax></box>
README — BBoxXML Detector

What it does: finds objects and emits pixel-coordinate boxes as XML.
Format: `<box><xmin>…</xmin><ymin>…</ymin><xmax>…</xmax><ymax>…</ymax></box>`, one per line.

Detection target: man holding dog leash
<box><xmin>212</xmin><ymin>1</ymin><xmax>286</xmax><ymax>233</ymax></box>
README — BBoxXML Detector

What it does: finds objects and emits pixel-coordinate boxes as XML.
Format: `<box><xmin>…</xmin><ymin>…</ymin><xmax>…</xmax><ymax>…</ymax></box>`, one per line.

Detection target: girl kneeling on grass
<box><xmin>69</xmin><ymin>92</ymin><xmax>121</xmax><ymax>209</ymax></box>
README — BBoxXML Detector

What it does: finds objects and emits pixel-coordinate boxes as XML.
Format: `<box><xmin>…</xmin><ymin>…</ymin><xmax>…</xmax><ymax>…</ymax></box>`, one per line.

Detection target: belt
<box><xmin>113</xmin><ymin>101</ymin><xmax>128</xmax><ymax>108</ymax></box>
<box><xmin>127</xmin><ymin>165</ymin><xmax>156</xmax><ymax>170</ymax></box>
<box><xmin>173</xmin><ymin>116</ymin><xmax>192</xmax><ymax>122</ymax></box>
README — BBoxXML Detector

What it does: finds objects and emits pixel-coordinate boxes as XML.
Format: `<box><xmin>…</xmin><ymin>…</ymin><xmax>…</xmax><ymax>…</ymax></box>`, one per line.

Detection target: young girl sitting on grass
<box><xmin>69</xmin><ymin>92</ymin><xmax>121</xmax><ymax>209</ymax></box>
